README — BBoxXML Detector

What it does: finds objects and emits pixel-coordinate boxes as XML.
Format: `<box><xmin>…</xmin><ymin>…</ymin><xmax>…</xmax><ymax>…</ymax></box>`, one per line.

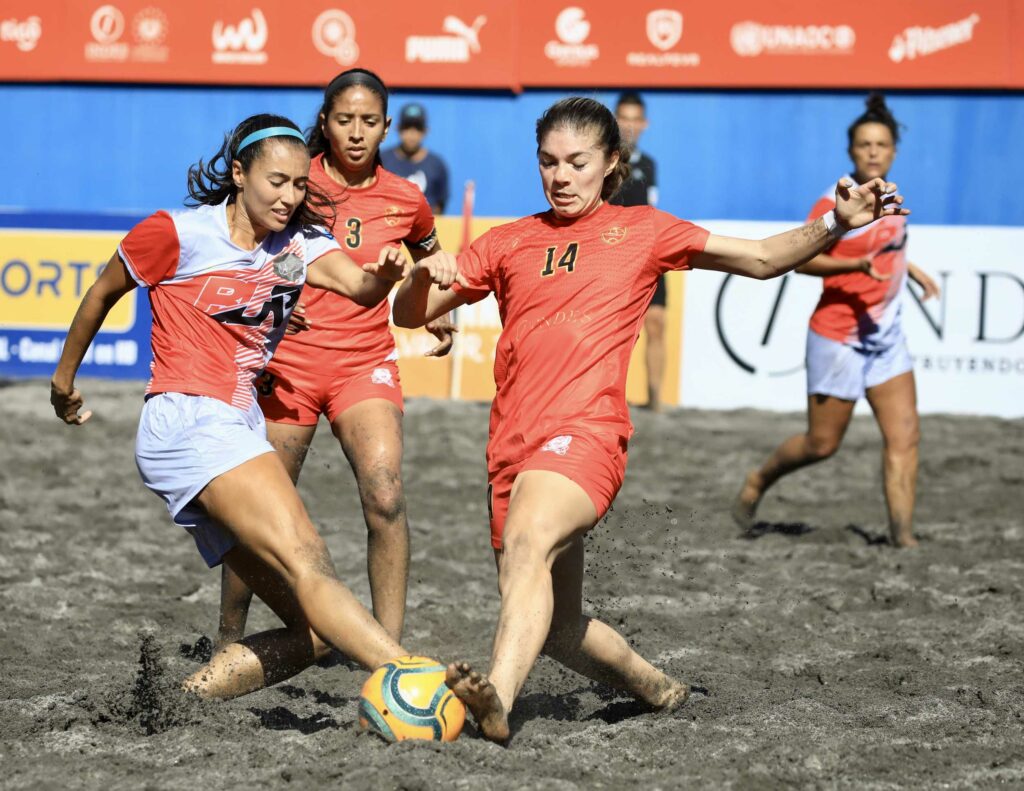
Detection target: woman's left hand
<box><xmin>834</xmin><ymin>177</ymin><xmax>909</xmax><ymax>231</ymax></box>
<box><xmin>362</xmin><ymin>246</ymin><xmax>409</xmax><ymax>282</ymax></box>
<box><xmin>908</xmin><ymin>263</ymin><xmax>941</xmax><ymax>300</ymax></box>
<box><xmin>424</xmin><ymin>315</ymin><xmax>458</xmax><ymax>357</ymax></box>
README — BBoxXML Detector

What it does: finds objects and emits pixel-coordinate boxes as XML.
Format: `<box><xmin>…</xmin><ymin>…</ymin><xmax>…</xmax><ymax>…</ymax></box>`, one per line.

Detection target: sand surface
<box><xmin>2</xmin><ymin>378</ymin><xmax>1023</xmax><ymax>789</ymax></box>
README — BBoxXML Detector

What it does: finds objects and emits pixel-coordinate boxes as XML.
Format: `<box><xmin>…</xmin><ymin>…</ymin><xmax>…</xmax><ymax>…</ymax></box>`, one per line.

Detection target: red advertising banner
<box><xmin>0</xmin><ymin>0</ymin><xmax>1019</xmax><ymax>89</ymax></box>
<box><xmin>0</xmin><ymin>1</ymin><xmax>517</xmax><ymax>88</ymax></box>
<box><xmin>518</xmin><ymin>0</ymin><xmax>1013</xmax><ymax>88</ymax></box>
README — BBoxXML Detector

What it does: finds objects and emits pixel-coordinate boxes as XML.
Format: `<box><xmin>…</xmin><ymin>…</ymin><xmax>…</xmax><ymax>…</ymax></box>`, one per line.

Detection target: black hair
<box><xmin>616</xmin><ymin>91</ymin><xmax>645</xmax><ymax>111</ymax></box>
<box><xmin>185</xmin><ymin>113</ymin><xmax>333</xmax><ymax>229</ymax></box>
<box><xmin>847</xmin><ymin>92</ymin><xmax>902</xmax><ymax>147</ymax></box>
<box><xmin>535</xmin><ymin>97</ymin><xmax>631</xmax><ymax>201</ymax></box>
<box><xmin>308</xmin><ymin>68</ymin><xmax>390</xmax><ymax>161</ymax></box>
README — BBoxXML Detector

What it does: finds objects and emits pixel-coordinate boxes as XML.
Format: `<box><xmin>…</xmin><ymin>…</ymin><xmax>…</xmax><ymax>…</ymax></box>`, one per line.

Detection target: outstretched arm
<box><xmin>693</xmin><ymin>177</ymin><xmax>908</xmax><ymax>280</ymax></box>
<box><xmin>306</xmin><ymin>246</ymin><xmax>409</xmax><ymax>308</ymax></box>
<box><xmin>51</xmin><ymin>253</ymin><xmax>138</xmax><ymax>425</ymax></box>
<box><xmin>392</xmin><ymin>251</ymin><xmax>469</xmax><ymax>329</ymax></box>
<box><xmin>797</xmin><ymin>253</ymin><xmax>889</xmax><ymax>281</ymax></box>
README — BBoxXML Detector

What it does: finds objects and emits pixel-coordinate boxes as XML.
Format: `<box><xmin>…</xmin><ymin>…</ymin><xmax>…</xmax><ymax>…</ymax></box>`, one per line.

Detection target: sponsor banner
<box><xmin>680</xmin><ymin>221</ymin><xmax>1024</xmax><ymax>418</ymax></box>
<box><xmin>0</xmin><ymin>223</ymin><xmax>151</xmax><ymax>380</ymax></box>
<box><xmin>4</xmin><ymin>0</ymin><xmax>516</xmax><ymax>87</ymax></box>
<box><xmin>0</xmin><ymin>0</ymin><xmax>1017</xmax><ymax>88</ymax></box>
<box><xmin>519</xmin><ymin>0</ymin><xmax>1013</xmax><ymax>88</ymax></box>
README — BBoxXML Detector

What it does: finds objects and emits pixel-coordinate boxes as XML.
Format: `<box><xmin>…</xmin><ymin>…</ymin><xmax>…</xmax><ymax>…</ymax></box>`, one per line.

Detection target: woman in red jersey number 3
<box><xmin>217</xmin><ymin>70</ymin><xmax>455</xmax><ymax>648</ymax></box>
<box><xmin>394</xmin><ymin>97</ymin><xmax>910</xmax><ymax>742</ymax></box>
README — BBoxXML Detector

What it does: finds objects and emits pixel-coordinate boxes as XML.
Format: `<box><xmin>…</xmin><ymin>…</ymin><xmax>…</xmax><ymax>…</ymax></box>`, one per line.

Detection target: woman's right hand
<box><xmin>50</xmin><ymin>380</ymin><xmax>92</xmax><ymax>425</ymax></box>
<box><xmin>411</xmin><ymin>252</ymin><xmax>469</xmax><ymax>291</ymax></box>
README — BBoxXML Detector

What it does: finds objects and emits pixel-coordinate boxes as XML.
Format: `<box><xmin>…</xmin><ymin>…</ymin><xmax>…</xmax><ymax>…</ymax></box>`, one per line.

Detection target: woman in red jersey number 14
<box><xmin>393</xmin><ymin>97</ymin><xmax>909</xmax><ymax>742</ymax></box>
<box><xmin>735</xmin><ymin>93</ymin><xmax>940</xmax><ymax>548</ymax></box>
<box><xmin>217</xmin><ymin>69</ymin><xmax>455</xmax><ymax>650</ymax></box>
<box><xmin>50</xmin><ymin>115</ymin><xmax>457</xmax><ymax>700</ymax></box>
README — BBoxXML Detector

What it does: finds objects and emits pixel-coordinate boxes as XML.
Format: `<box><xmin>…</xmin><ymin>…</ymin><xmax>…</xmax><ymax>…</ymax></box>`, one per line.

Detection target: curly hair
<box><xmin>185</xmin><ymin>113</ymin><xmax>334</xmax><ymax>230</ymax></box>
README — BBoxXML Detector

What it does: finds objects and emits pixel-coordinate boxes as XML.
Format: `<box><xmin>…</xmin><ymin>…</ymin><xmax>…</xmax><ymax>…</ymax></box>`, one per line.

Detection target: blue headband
<box><xmin>236</xmin><ymin>126</ymin><xmax>306</xmax><ymax>153</ymax></box>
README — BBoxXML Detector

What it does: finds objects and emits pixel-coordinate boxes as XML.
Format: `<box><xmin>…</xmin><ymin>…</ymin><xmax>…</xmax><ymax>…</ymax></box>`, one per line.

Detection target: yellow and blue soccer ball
<box><xmin>358</xmin><ymin>656</ymin><xmax>466</xmax><ymax>742</ymax></box>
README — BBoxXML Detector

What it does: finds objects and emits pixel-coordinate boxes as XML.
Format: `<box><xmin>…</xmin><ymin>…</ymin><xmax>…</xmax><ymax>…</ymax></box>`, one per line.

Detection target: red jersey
<box><xmin>452</xmin><ymin>202</ymin><xmax>709</xmax><ymax>475</ymax></box>
<box><xmin>269</xmin><ymin>156</ymin><xmax>436</xmax><ymax>373</ymax></box>
<box><xmin>807</xmin><ymin>179</ymin><xmax>908</xmax><ymax>349</ymax></box>
<box><xmin>118</xmin><ymin>201</ymin><xmax>340</xmax><ymax>410</ymax></box>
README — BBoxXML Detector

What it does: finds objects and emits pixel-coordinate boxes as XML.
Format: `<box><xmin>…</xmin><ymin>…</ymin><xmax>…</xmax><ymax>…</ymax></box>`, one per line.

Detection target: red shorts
<box><xmin>257</xmin><ymin>357</ymin><xmax>403</xmax><ymax>425</ymax></box>
<box><xmin>487</xmin><ymin>432</ymin><xmax>628</xmax><ymax>550</ymax></box>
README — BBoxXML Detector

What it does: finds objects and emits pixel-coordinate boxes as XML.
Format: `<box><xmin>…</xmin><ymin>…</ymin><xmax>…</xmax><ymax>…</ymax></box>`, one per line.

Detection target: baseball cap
<box><xmin>398</xmin><ymin>103</ymin><xmax>427</xmax><ymax>129</ymax></box>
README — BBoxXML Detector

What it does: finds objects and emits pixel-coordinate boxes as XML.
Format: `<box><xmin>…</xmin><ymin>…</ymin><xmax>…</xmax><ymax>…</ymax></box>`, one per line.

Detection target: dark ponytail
<box><xmin>535</xmin><ymin>97</ymin><xmax>631</xmax><ymax>201</ymax></box>
<box><xmin>847</xmin><ymin>92</ymin><xmax>902</xmax><ymax>147</ymax></box>
<box><xmin>185</xmin><ymin>113</ymin><xmax>334</xmax><ymax>230</ymax></box>
<box><xmin>308</xmin><ymin>68</ymin><xmax>389</xmax><ymax>162</ymax></box>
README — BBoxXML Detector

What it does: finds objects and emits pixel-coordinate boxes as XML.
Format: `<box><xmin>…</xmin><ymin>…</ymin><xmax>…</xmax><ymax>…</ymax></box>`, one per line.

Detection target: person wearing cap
<box><xmin>609</xmin><ymin>92</ymin><xmax>665</xmax><ymax>412</ymax></box>
<box><xmin>381</xmin><ymin>103</ymin><xmax>450</xmax><ymax>214</ymax></box>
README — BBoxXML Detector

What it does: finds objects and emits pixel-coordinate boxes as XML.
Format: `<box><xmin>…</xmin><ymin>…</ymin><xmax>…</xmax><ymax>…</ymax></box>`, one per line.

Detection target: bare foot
<box><xmin>890</xmin><ymin>530</ymin><xmax>919</xmax><ymax>549</ymax></box>
<box><xmin>654</xmin><ymin>681</ymin><xmax>690</xmax><ymax>712</ymax></box>
<box><xmin>445</xmin><ymin>661</ymin><xmax>510</xmax><ymax>743</ymax></box>
<box><xmin>732</xmin><ymin>470</ymin><xmax>763</xmax><ymax>531</ymax></box>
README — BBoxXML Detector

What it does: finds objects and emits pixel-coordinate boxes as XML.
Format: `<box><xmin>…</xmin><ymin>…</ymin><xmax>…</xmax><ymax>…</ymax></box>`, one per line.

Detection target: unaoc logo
<box><xmin>406</xmin><ymin>15</ymin><xmax>486</xmax><ymax>64</ymax></box>
<box><xmin>888</xmin><ymin>13</ymin><xmax>980</xmax><ymax>62</ymax></box>
<box><xmin>212</xmin><ymin>8</ymin><xmax>268</xmax><ymax>64</ymax></box>
<box><xmin>0</xmin><ymin>16</ymin><xmax>42</xmax><ymax>52</ymax></box>
<box><xmin>731</xmin><ymin>21</ymin><xmax>855</xmax><ymax>57</ymax></box>
<box><xmin>312</xmin><ymin>9</ymin><xmax>358</xmax><ymax>66</ymax></box>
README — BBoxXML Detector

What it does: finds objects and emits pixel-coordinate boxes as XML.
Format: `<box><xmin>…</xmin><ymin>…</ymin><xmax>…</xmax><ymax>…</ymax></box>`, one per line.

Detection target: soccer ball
<box><xmin>358</xmin><ymin>656</ymin><xmax>466</xmax><ymax>742</ymax></box>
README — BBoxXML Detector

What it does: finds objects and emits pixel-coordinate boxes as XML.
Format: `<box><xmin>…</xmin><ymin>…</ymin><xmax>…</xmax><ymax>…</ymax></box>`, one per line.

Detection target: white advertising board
<box><xmin>680</xmin><ymin>221</ymin><xmax>1024</xmax><ymax>418</ymax></box>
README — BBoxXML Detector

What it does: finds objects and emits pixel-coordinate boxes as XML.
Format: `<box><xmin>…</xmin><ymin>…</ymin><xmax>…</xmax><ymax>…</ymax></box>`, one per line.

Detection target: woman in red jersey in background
<box><xmin>217</xmin><ymin>69</ymin><xmax>454</xmax><ymax>648</ymax></box>
<box><xmin>734</xmin><ymin>94</ymin><xmax>939</xmax><ymax>548</ymax></box>
<box><xmin>49</xmin><ymin>114</ymin><xmax>455</xmax><ymax>700</ymax></box>
<box><xmin>393</xmin><ymin>97</ymin><xmax>909</xmax><ymax>742</ymax></box>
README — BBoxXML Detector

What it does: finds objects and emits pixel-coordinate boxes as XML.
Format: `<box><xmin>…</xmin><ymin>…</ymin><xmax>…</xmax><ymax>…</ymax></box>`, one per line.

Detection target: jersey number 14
<box><xmin>541</xmin><ymin>242</ymin><xmax>579</xmax><ymax>277</ymax></box>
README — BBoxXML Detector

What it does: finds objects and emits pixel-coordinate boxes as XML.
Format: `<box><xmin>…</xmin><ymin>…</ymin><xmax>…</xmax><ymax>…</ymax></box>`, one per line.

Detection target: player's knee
<box><xmin>806</xmin><ymin>433</ymin><xmax>841</xmax><ymax>460</ymax></box>
<box><xmin>284</xmin><ymin>534</ymin><xmax>336</xmax><ymax>583</ymax></box>
<box><xmin>359</xmin><ymin>466</ymin><xmax>406</xmax><ymax>525</ymax></box>
<box><xmin>885</xmin><ymin>423</ymin><xmax>920</xmax><ymax>457</ymax></box>
<box><xmin>499</xmin><ymin>524</ymin><xmax>550</xmax><ymax>571</ymax></box>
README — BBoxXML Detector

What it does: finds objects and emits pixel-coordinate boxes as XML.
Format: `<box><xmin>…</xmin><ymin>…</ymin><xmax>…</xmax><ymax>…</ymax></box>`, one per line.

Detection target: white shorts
<box><xmin>135</xmin><ymin>392</ymin><xmax>275</xmax><ymax>567</ymax></box>
<box><xmin>806</xmin><ymin>328</ymin><xmax>913</xmax><ymax>402</ymax></box>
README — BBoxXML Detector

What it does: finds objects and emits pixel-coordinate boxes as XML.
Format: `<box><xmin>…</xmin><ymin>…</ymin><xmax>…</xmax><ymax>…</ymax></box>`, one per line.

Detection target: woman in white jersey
<box><xmin>50</xmin><ymin>114</ymin><xmax>462</xmax><ymax>699</ymax></box>
<box><xmin>734</xmin><ymin>94</ymin><xmax>940</xmax><ymax>548</ymax></box>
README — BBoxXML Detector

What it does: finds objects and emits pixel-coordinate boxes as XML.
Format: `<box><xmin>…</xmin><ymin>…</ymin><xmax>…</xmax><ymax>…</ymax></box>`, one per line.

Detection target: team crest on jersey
<box><xmin>272</xmin><ymin>251</ymin><xmax>304</xmax><ymax>282</ymax></box>
<box><xmin>370</xmin><ymin>367</ymin><xmax>396</xmax><ymax>388</ymax></box>
<box><xmin>384</xmin><ymin>205</ymin><xmax>401</xmax><ymax>227</ymax></box>
<box><xmin>602</xmin><ymin>226</ymin><xmax>627</xmax><ymax>245</ymax></box>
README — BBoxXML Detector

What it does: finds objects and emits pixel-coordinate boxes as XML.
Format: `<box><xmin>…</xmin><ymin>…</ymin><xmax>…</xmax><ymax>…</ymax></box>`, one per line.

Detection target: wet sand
<box><xmin>2</xmin><ymin>378</ymin><xmax>1023</xmax><ymax>789</ymax></box>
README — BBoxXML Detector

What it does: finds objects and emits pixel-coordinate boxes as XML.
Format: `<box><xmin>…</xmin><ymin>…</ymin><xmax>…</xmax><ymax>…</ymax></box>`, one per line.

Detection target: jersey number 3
<box><xmin>541</xmin><ymin>242</ymin><xmax>579</xmax><ymax>277</ymax></box>
<box><xmin>345</xmin><ymin>217</ymin><xmax>362</xmax><ymax>249</ymax></box>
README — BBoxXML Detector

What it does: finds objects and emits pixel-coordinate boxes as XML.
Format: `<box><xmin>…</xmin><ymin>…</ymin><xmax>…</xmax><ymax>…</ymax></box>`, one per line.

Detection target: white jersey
<box><xmin>119</xmin><ymin>199</ymin><xmax>340</xmax><ymax>409</ymax></box>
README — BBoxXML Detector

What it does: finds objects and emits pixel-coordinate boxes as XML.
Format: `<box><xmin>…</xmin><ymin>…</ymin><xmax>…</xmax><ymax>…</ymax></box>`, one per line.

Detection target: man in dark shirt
<box><xmin>381</xmin><ymin>103</ymin><xmax>450</xmax><ymax>214</ymax></box>
<box><xmin>610</xmin><ymin>92</ymin><xmax>665</xmax><ymax>412</ymax></box>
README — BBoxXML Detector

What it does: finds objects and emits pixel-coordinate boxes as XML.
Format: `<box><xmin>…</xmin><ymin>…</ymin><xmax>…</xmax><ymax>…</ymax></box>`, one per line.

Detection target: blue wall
<box><xmin>2</xmin><ymin>84</ymin><xmax>1022</xmax><ymax>226</ymax></box>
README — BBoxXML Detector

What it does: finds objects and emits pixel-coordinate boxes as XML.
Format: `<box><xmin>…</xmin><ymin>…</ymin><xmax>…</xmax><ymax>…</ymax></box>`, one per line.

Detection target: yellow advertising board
<box><xmin>0</xmin><ymin>230</ymin><xmax>135</xmax><ymax>331</ymax></box>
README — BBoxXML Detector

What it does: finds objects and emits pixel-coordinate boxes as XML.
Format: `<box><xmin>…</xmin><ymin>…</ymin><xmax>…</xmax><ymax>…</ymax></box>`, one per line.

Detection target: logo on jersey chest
<box><xmin>272</xmin><ymin>251</ymin><xmax>304</xmax><ymax>282</ymax></box>
<box><xmin>602</xmin><ymin>226</ymin><xmax>627</xmax><ymax>245</ymax></box>
<box><xmin>194</xmin><ymin>278</ymin><xmax>301</xmax><ymax>329</ymax></box>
